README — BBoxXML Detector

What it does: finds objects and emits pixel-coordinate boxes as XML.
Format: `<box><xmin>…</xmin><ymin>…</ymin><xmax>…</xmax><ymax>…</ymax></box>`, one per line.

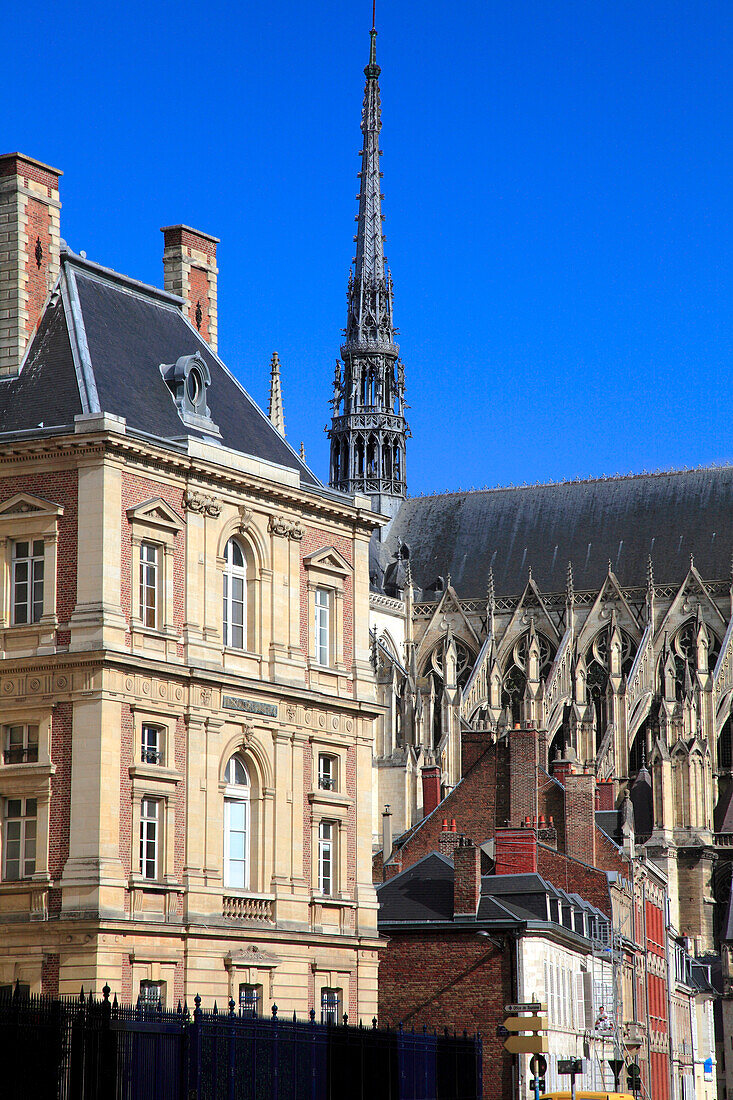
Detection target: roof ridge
<box><xmin>408</xmin><ymin>462</ymin><xmax>733</xmax><ymax>501</ymax></box>
<box><xmin>61</xmin><ymin>248</ymin><xmax>183</xmax><ymax>308</ymax></box>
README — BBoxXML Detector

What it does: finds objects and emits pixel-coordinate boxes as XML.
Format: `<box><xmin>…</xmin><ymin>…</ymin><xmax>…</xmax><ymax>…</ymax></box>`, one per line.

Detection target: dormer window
<box><xmin>160</xmin><ymin>352</ymin><xmax>220</xmax><ymax>436</ymax></box>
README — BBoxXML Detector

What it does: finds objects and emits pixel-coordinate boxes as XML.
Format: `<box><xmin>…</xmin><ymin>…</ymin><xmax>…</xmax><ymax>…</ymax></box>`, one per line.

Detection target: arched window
<box><xmin>223</xmin><ymin>538</ymin><xmax>247</xmax><ymax>650</ymax></box>
<box><xmin>224</xmin><ymin>754</ymin><xmax>249</xmax><ymax>889</ymax></box>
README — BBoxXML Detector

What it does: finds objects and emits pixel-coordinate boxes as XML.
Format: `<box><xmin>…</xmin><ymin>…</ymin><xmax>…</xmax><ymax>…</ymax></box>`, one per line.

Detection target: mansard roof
<box><xmin>0</xmin><ymin>250</ymin><xmax>319</xmax><ymax>487</ymax></box>
<box><xmin>381</xmin><ymin>469</ymin><xmax>733</xmax><ymax>597</ymax></box>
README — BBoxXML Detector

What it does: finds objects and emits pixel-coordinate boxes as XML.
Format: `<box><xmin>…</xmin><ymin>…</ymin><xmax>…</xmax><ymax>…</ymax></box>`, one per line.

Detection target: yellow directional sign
<box><xmin>504</xmin><ymin>1035</ymin><xmax>550</xmax><ymax>1055</ymax></box>
<box><xmin>502</xmin><ymin>1004</ymin><xmax>548</xmax><ymax>1055</ymax></box>
<box><xmin>503</xmin><ymin>1015</ymin><xmax>548</xmax><ymax>1033</ymax></box>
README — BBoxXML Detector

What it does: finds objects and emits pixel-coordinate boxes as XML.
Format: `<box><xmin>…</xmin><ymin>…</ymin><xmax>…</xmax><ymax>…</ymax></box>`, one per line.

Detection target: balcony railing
<box><xmin>222</xmin><ymin>895</ymin><xmax>275</xmax><ymax>923</ymax></box>
<box><xmin>3</xmin><ymin>747</ymin><xmax>38</xmax><ymax>765</ymax></box>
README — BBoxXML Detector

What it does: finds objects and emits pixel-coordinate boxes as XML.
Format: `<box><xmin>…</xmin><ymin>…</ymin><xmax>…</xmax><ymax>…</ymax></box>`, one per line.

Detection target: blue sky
<box><xmin>5</xmin><ymin>0</ymin><xmax>733</xmax><ymax>494</ymax></box>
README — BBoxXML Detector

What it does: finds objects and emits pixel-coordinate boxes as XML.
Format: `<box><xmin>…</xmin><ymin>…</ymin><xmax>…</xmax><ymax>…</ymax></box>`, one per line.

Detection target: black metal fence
<box><xmin>0</xmin><ymin>984</ymin><xmax>482</xmax><ymax>1100</ymax></box>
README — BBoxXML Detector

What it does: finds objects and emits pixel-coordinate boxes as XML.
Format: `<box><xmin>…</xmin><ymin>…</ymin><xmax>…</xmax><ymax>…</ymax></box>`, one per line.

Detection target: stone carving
<box><xmin>288</xmin><ymin>520</ymin><xmax>305</xmax><ymax>541</ymax></box>
<box><xmin>183</xmin><ymin>489</ymin><xmax>222</xmax><ymax>517</ymax></box>
<box><xmin>237</xmin><ymin>505</ymin><xmax>254</xmax><ymax>533</ymax></box>
<box><xmin>268</xmin><ymin>514</ymin><xmax>290</xmax><ymax>537</ymax></box>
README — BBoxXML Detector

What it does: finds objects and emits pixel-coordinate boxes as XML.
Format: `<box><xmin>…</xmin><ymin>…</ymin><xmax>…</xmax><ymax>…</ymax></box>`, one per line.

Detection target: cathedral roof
<box><xmin>379</xmin><ymin>469</ymin><xmax>733</xmax><ymax>597</ymax></box>
<box><xmin>0</xmin><ymin>249</ymin><xmax>319</xmax><ymax>487</ymax></box>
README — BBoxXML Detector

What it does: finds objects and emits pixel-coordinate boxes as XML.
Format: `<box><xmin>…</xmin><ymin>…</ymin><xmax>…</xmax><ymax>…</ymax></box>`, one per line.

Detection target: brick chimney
<box><xmin>596</xmin><ymin>778</ymin><xmax>616</xmax><ymax>811</ymax></box>
<box><xmin>439</xmin><ymin>819</ymin><xmax>462</xmax><ymax>861</ymax></box>
<box><xmin>0</xmin><ymin>153</ymin><xmax>62</xmax><ymax>377</ymax></box>
<box><xmin>453</xmin><ymin>837</ymin><xmax>481</xmax><ymax>918</ymax></box>
<box><xmin>509</xmin><ymin>726</ymin><xmax>538</xmax><ymax>826</ymax></box>
<box><xmin>421</xmin><ymin>761</ymin><xmax>442</xmax><ymax>817</ymax></box>
<box><xmin>564</xmin><ymin>770</ymin><xmax>596</xmax><ymax>865</ymax></box>
<box><xmin>495</xmin><ymin>825</ymin><xmax>538</xmax><ymax>875</ymax></box>
<box><xmin>161</xmin><ymin>225</ymin><xmax>219</xmax><ymax>351</ymax></box>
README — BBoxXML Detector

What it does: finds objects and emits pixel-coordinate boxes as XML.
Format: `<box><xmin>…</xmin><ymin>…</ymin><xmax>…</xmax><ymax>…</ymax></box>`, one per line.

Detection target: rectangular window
<box><xmin>141</xmin><ymin>724</ymin><xmax>161</xmax><ymax>765</ymax></box>
<box><xmin>3</xmin><ymin>724</ymin><xmax>39</xmax><ymax>765</ymax></box>
<box><xmin>321</xmin><ymin>987</ymin><xmax>341</xmax><ymax>1025</ymax></box>
<box><xmin>139</xmin><ymin>798</ymin><xmax>159</xmax><ymax>879</ymax></box>
<box><xmin>224</xmin><ymin>798</ymin><xmax>249</xmax><ymax>890</ymax></box>
<box><xmin>318</xmin><ymin>820</ymin><xmax>334</xmax><ymax>896</ymax></box>
<box><xmin>12</xmin><ymin>540</ymin><xmax>44</xmax><ymax>625</ymax></box>
<box><xmin>239</xmin><ymin>983</ymin><xmax>261</xmax><ymax>1016</ymax></box>
<box><xmin>3</xmin><ymin>798</ymin><xmax>37</xmax><ymax>880</ymax></box>
<box><xmin>139</xmin><ymin>542</ymin><xmax>159</xmax><ymax>629</ymax></box>
<box><xmin>314</xmin><ymin>588</ymin><xmax>330</xmax><ymax>665</ymax></box>
<box><xmin>318</xmin><ymin>754</ymin><xmax>335</xmax><ymax>791</ymax></box>
<box><xmin>139</xmin><ymin>980</ymin><xmax>165</xmax><ymax>1007</ymax></box>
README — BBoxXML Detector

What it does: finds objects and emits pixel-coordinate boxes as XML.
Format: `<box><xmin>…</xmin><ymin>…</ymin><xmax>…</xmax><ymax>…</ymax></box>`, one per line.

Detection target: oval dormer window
<box><xmin>186</xmin><ymin>367</ymin><xmax>202</xmax><ymax>406</ymax></box>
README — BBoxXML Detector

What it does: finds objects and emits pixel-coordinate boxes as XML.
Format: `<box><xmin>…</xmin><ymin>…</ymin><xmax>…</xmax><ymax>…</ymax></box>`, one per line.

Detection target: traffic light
<box><xmin>502</xmin><ymin>1002</ymin><xmax>549</xmax><ymax>1055</ymax></box>
<box><xmin>627</xmin><ymin>1063</ymin><xmax>641</xmax><ymax>1094</ymax></box>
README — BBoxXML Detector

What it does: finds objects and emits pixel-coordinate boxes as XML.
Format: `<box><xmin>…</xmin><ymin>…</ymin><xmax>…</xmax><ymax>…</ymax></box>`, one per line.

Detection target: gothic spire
<box><xmin>328</xmin><ymin>20</ymin><xmax>409</xmax><ymax>518</ymax></box>
<box><xmin>268</xmin><ymin>352</ymin><xmax>285</xmax><ymax>436</ymax></box>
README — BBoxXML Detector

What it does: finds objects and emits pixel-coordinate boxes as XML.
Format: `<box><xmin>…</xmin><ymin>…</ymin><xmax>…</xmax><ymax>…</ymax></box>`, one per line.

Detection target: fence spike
<box><xmin>177</xmin><ymin>1000</ymin><xmax>182</xmax><ymax>1015</ymax></box>
<box><xmin>112</xmin><ymin>993</ymin><xmax>118</xmax><ymax>1009</ymax></box>
<box><xmin>213</xmin><ymin>1001</ymin><xmax>218</xmax><ymax>1016</ymax></box>
<box><xmin>102</xmin><ymin>983</ymin><xmax>110</xmax><ymax>1002</ymax></box>
<box><xmin>79</xmin><ymin>986</ymin><xmax>85</xmax><ymax>1003</ymax></box>
<box><xmin>183</xmin><ymin>1000</ymin><xmax>189</xmax><ymax>1016</ymax></box>
<box><xmin>293</xmin><ymin>1010</ymin><xmax>297</xmax><ymax>1023</ymax></box>
<box><xmin>372</xmin><ymin>1017</ymin><xmax>378</xmax><ymax>1029</ymax></box>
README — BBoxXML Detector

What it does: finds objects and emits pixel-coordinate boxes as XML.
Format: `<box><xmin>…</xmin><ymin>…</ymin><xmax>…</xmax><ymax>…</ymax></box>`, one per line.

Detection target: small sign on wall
<box><xmin>223</xmin><ymin>694</ymin><xmax>278</xmax><ymax>718</ymax></box>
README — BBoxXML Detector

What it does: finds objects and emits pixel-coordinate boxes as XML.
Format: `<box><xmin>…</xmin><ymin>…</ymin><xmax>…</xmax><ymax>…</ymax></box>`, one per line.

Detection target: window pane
<box><xmin>32</xmin><ymin>540</ymin><xmax>44</xmax><ymax>558</ymax></box>
<box><xmin>14</xmin><ymin>542</ymin><xmax>28</xmax><ymax>559</ymax></box>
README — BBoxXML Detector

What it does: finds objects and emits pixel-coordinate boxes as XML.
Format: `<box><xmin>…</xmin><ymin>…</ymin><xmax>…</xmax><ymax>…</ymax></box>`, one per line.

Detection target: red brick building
<box><xmin>376</xmin><ymin>725</ymin><xmax>680</xmax><ymax>1099</ymax></box>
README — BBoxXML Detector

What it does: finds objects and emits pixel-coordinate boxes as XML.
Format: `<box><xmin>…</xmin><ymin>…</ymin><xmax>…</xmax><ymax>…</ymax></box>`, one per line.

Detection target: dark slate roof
<box><xmin>595</xmin><ymin>810</ymin><xmax>622</xmax><ymax>845</ymax></box>
<box><xmin>380</xmin><ymin>469</ymin><xmax>733</xmax><ymax>597</ymax></box>
<box><xmin>0</xmin><ymin>252</ymin><xmax>319</xmax><ymax>487</ymax></box>
<box><xmin>377</xmin><ymin>853</ymin><xmax>454</xmax><ymax>922</ymax></box>
<box><xmin>0</xmin><ymin>294</ymin><xmax>82</xmax><ymax>431</ymax></box>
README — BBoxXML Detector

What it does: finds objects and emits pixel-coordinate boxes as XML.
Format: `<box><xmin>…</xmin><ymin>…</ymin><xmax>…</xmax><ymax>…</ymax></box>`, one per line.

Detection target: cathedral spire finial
<box><xmin>268</xmin><ymin>352</ymin><xmax>285</xmax><ymax>436</ymax></box>
<box><xmin>327</xmin><ymin>19</ymin><xmax>409</xmax><ymax>516</ymax></box>
<box><xmin>566</xmin><ymin>561</ymin><xmax>574</xmax><ymax>604</ymax></box>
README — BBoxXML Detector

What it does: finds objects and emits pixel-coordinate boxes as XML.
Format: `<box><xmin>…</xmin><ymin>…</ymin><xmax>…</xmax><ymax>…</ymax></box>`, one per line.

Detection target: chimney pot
<box><xmin>450</xmin><ymin>819</ymin><xmax>457</xmax><ymax>832</ymax></box>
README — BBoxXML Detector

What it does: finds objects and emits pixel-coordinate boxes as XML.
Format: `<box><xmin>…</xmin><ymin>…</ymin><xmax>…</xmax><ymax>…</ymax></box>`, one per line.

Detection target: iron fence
<box><xmin>0</xmin><ymin>984</ymin><xmax>481</xmax><ymax>1100</ymax></box>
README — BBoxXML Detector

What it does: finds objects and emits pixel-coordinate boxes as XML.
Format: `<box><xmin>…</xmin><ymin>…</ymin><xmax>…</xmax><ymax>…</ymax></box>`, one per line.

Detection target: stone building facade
<box><xmin>0</xmin><ymin>152</ymin><xmax>381</xmax><ymax>1017</ymax></box>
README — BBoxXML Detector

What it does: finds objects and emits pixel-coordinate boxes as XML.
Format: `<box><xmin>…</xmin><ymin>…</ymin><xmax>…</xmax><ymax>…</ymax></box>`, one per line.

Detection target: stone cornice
<box><xmin>0</xmin><ymin>430</ymin><xmax>382</xmax><ymax>535</ymax></box>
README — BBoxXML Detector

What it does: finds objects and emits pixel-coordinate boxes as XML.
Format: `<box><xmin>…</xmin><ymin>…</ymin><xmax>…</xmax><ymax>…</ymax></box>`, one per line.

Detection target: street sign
<box><xmin>504</xmin><ymin>1035</ymin><xmax>550</xmax><ymax>1055</ymax></box>
<box><xmin>529</xmin><ymin>1079</ymin><xmax>546</xmax><ymax>1094</ymax></box>
<box><xmin>504</xmin><ymin>1015</ymin><xmax>548</xmax><ymax>1033</ymax></box>
<box><xmin>557</xmin><ymin>1058</ymin><xmax>583</xmax><ymax>1075</ymax></box>
<box><xmin>608</xmin><ymin>1058</ymin><xmax>624</xmax><ymax>1090</ymax></box>
<box><xmin>505</xmin><ymin>1002</ymin><xmax>545</xmax><ymax>1013</ymax></box>
<box><xmin>530</xmin><ymin>1055</ymin><xmax>548</xmax><ymax>1078</ymax></box>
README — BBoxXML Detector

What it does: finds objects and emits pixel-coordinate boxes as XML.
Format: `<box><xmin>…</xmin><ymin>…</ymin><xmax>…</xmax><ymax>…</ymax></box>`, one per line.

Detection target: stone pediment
<box><xmin>0</xmin><ymin>492</ymin><xmax>63</xmax><ymax>519</ymax></box>
<box><xmin>303</xmin><ymin>546</ymin><xmax>352</xmax><ymax>575</ymax></box>
<box><xmin>126</xmin><ymin>497</ymin><xmax>183</xmax><ymax>533</ymax></box>
<box><xmin>225</xmin><ymin>947</ymin><xmax>280</xmax><ymax>970</ymax></box>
